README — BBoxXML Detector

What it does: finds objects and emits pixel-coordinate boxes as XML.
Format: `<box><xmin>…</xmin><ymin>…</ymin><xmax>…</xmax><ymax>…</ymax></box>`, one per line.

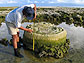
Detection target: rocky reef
<box><xmin>23</xmin><ymin>22</ymin><xmax>70</xmax><ymax>58</ymax></box>
<box><xmin>36</xmin><ymin>8</ymin><xmax>84</xmax><ymax>27</ymax></box>
<box><xmin>0</xmin><ymin>7</ymin><xmax>84</xmax><ymax>27</ymax></box>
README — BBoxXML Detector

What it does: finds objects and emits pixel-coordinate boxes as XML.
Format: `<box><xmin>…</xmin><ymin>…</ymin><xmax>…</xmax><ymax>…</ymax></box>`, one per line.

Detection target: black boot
<box><xmin>14</xmin><ymin>49</ymin><xmax>24</xmax><ymax>58</ymax></box>
<box><xmin>17</xmin><ymin>42</ymin><xmax>21</xmax><ymax>48</ymax></box>
<box><xmin>17</xmin><ymin>42</ymin><xmax>23</xmax><ymax>48</ymax></box>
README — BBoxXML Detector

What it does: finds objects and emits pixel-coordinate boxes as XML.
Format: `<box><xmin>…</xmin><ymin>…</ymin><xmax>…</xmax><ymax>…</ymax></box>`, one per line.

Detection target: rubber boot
<box><xmin>14</xmin><ymin>48</ymin><xmax>24</xmax><ymax>58</ymax></box>
<box><xmin>17</xmin><ymin>42</ymin><xmax>21</xmax><ymax>48</ymax></box>
<box><xmin>17</xmin><ymin>42</ymin><xmax>23</xmax><ymax>48</ymax></box>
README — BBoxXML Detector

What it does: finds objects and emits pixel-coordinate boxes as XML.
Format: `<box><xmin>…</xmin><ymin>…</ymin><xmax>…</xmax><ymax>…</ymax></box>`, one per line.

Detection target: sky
<box><xmin>0</xmin><ymin>0</ymin><xmax>84</xmax><ymax>7</ymax></box>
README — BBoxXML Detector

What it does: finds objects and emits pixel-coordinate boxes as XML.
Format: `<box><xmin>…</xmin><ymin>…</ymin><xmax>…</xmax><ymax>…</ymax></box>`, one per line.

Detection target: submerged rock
<box><xmin>23</xmin><ymin>22</ymin><xmax>70</xmax><ymax>58</ymax></box>
<box><xmin>0</xmin><ymin>38</ymin><xmax>8</xmax><ymax>46</ymax></box>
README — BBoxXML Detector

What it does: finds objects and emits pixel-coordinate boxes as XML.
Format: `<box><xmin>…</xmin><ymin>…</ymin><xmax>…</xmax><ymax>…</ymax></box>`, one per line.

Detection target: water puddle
<box><xmin>0</xmin><ymin>22</ymin><xmax>84</xmax><ymax>63</ymax></box>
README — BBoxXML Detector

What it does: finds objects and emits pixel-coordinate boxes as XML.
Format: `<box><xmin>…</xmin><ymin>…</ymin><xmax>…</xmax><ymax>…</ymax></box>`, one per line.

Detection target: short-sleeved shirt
<box><xmin>5</xmin><ymin>4</ymin><xmax>34</xmax><ymax>28</ymax></box>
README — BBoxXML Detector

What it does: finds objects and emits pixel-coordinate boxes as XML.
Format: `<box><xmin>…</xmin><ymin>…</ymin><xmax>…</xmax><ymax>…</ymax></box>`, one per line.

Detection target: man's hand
<box><xmin>26</xmin><ymin>29</ymin><xmax>33</xmax><ymax>33</ymax></box>
<box><xmin>18</xmin><ymin>26</ymin><xmax>33</xmax><ymax>33</ymax></box>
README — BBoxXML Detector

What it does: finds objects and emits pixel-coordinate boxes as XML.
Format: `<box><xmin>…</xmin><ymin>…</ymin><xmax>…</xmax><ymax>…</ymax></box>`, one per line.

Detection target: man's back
<box><xmin>5</xmin><ymin>4</ymin><xmax>34</xmax><ymax>23</ymax></box>
<box><xmin>5</xmin><ymin>4</ymin><xmax>35</xmax><ymax>28</ymax></box>
<box><xmin>5</xmin><ymin>7</ymin><xmax>23</xmax><ymax>23</ymax></box>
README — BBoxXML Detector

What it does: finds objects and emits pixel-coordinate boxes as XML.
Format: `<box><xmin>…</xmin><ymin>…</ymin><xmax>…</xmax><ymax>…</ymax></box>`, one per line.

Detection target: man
<box><xmin>5</xmin><ymin>4</ymin><xmax>36</xmax><ymax>58</ymax></box>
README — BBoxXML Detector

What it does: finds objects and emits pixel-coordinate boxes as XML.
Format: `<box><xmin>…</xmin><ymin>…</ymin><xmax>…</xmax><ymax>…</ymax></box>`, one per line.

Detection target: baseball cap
<box><xmin>24</xmin><ymin>6</ymin><xmax>35</xmax><ymax>20</ymax></box>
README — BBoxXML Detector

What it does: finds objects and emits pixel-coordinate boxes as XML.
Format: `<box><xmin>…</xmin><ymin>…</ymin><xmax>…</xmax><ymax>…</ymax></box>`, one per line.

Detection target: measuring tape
<box><xmin>33</xmin><ymin>19</ymin><xmax>35</xmax><ymax>51</ymax></box>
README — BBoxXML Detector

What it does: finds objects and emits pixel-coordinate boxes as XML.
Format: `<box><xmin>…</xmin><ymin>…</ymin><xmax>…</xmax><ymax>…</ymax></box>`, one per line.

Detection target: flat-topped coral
<box><xmin>23</xmin><ymin>22</ymin><xmax>70</xmax><ymax>58</ymax></box>
<box><xmin>27</xmin><ymin>22</ymin><xmax>64</xmax><ymax>34</ymax></box>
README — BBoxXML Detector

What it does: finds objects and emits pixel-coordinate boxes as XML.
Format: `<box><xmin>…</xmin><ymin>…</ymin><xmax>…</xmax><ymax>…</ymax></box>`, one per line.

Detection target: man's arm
<box><xmin>15</xmin><ymin>13</ymin><xmax>32</xmax><ymax>33</ymax></box>
<box><xmin>34</xmin><ymin>4</ymin><xmax>36</xmax><ymax>19</ymax></box>
<box><xmin>18</xmin><ymin>26</ymin><xmax>33</xmax><ymax>33</ymax></box>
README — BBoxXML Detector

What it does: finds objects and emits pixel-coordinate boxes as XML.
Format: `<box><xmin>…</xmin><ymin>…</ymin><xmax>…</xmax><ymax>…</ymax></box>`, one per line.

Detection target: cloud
<box><xmin>0</xmin><ymin>0</ymin><xmax>6</xmax><ymax>4</ymax></box>
<box><xmin>48</xmin><ymin>0</ymin><xmax>56</xmax><ymax>3</ymax></box>
<box><xmin>27</xmin><ymin>0</ymin><xmax>33</xmax><ymax>3</ymax></box>
<box><xmin>7</xmin><ymin>1</ymin><xmax>17</xmax><ymax>3</ymax></box>
<box><xmin>48</xmin><ymin>1</ymin><xmax>55</xmax><ymax>3</ymax></box>
<box><xmin>41</xmin><ymin>1</ymin><xmax>45</xmax><ymax>3</ymax></box>
<box><xmin>57</xmin><ymin>0</ymin><xmax>65</xmax><ymax>3</ymax></box>
<box><xmin>74</xmin><ymin>0</ymin><xmax>84</xmax><ymax>4</ymax></box>
<box><xmin>48</xmin><ymin>0</ymin><xmax>66</xmax><ymax>3</ymax></box>
<box><xmin>0</xmin><ymin>0</ymin><xmax>84</xmax><ymax>6</ymax></box>
<box><xmin>53</xmin><ymin>0</ymin><xmax>84</xmax><ymax>4</ymax></box>
<box><xmin>34</xmin><ymin>1</ymin><xmax>39</xmax><ymax>3</ymax></box>
<box><xmin>0</xmin><ymin>0</ymin><xmax>18</xmax><ymax>4</ymax></box>
<box><xmin>0</xmin><ymin>2</ymin><xmax>3</xmax><ymax>4</ymax></box>
<box><xmin>27</xmin><ymin>0</ymin><xmax>39</xmax><ymax>3</ymax></box>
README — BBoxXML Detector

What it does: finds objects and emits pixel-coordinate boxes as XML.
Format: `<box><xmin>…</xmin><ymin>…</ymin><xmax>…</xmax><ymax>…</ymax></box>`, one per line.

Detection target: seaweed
<box><xmin>0</xmin><ymin>38</ymin><xmax>8</xmax><ymax>46</ymax></box>
<box><xmin>23</xmin><ymin>22</ymin><xmax>70</xmax><ymax>58</ymax></box>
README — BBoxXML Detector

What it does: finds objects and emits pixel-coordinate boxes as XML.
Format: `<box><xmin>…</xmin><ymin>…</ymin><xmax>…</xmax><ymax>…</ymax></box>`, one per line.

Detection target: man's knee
<box><xmin>12</xmin><ymin>34</ymin><xmax>19</xmax><ymax>42</ymax></box>
<box><xmin>12</xmin><ymin>35</ymin><xmax>17</xmax><ymax>39</ymax></box>
<box><xmin>12</xmin><ymin>35</ymin><xmax>17</xmax><ymax>43</ymax></box>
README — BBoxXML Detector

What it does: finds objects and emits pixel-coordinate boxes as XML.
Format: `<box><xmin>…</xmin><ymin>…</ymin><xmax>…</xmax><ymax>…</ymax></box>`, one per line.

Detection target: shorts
<box><xmin>5</xmin><ymin>21</ymin><xmax>19</xmax><ymax>35</ymax></box>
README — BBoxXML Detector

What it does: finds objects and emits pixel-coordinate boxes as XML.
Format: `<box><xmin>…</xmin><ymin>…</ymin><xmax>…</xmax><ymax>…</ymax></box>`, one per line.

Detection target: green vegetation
<box><xmin>23</xmin><ymin>22</ymin><xmax>69</xmax><ymax>58</ymax></box>
<box><xmin>23</xmin><ymin>31</ymin><xmax>70</xmax><ymax>58</ymax></box>
<box><xmin>0</xmin><ymin>7</ymin><xmax>84</xmax><ymax>27</ymax></box>
<box><xmin>35</xmin><ymin>11</ymin><xmax>84</xmax><ymax>27</ymax></box>
<box><xmin>0</xmin><ymin>7</ymin><xmax>17</xmax><ymax>26</ymax></box>
<box><xmin>0</xmin><ymin>15</ymin><xmax>5</xmax><ymax>26</ymax></box>
<box><xmin>0</xmin><ymin>7</ymin><xmax>17</xmax><ymax>11</ymax></box>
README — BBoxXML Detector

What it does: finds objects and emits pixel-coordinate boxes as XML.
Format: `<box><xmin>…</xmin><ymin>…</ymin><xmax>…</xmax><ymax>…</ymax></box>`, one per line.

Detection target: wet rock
<box><xmin>0</xmin><ymin>38</ymin><xmax>8</xmax><ymax>46</ymax></box>
<box><xmin>23</xmin><ymin>22</ymin><xmax>70</xmax><ymax>58</ymax></box>
<box><xmin>68</xmin><ymin>59</ymin><xmax>72</xmax><ymax>63</ymax></box>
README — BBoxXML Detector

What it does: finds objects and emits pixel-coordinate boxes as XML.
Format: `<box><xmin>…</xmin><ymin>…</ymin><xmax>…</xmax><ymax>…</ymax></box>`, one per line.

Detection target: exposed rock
<box><xmin>0</xmin><ymin>38</ymin><xmax>8</xmax><ymax>46</ymax></box>
<box><xmin>23</xmin><ymin>22</ymin><xmax>70</xmax><ymax>58</ymax></box>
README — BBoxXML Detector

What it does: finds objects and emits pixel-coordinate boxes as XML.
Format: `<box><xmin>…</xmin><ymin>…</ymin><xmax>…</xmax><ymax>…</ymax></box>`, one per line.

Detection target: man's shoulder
<box><xmin>10</xmin><ymin>7</ymin><xmax>19</xmax><ymax>13</ymax></box>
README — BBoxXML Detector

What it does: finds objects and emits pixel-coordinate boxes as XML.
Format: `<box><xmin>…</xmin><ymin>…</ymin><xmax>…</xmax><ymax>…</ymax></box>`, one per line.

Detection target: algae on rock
<box><xmin>23</xmin><ymin>22</ymin><xmax>70</xmax><ymax>58</ymax></box>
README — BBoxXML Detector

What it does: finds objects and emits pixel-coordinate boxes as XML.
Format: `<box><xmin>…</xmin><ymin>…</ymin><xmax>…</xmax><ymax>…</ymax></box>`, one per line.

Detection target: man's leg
<box><xmin>6</xmin><ymin>22</ymin><xmax>23</xmax><ymax>58</ymax></box>
<box><xmin>12</xmin><ymin>34</ymin><xmax>23</xmax><ymax>58</ymax></box>
<box><xmin>17</xmin><ymin>32</ymin><xmax>21</xmax><ymax>48</ymax></box>
<box><xmin>12</xmin><ymin>35</ymin><xmax>17</xmax><ymax>49</ymax></box>
<box><xmin>17</xmin><ymin>32</ymin><xmax>19</xmax><ymax>42</ymax></box>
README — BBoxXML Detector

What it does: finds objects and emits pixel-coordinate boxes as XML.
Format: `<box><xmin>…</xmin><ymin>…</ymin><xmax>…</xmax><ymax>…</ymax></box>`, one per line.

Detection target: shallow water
<box><xmin>0</xmin><ymin>22</ymin><xmax>84</xmax><ymax>63</ymax></box>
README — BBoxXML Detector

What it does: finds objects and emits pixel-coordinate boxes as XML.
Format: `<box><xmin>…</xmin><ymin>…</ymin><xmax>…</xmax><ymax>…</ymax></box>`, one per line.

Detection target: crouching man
<box><xmin>5</xmin><ymin>4</ymin><xmax>36</xmax><ymax>58</ymax></box>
